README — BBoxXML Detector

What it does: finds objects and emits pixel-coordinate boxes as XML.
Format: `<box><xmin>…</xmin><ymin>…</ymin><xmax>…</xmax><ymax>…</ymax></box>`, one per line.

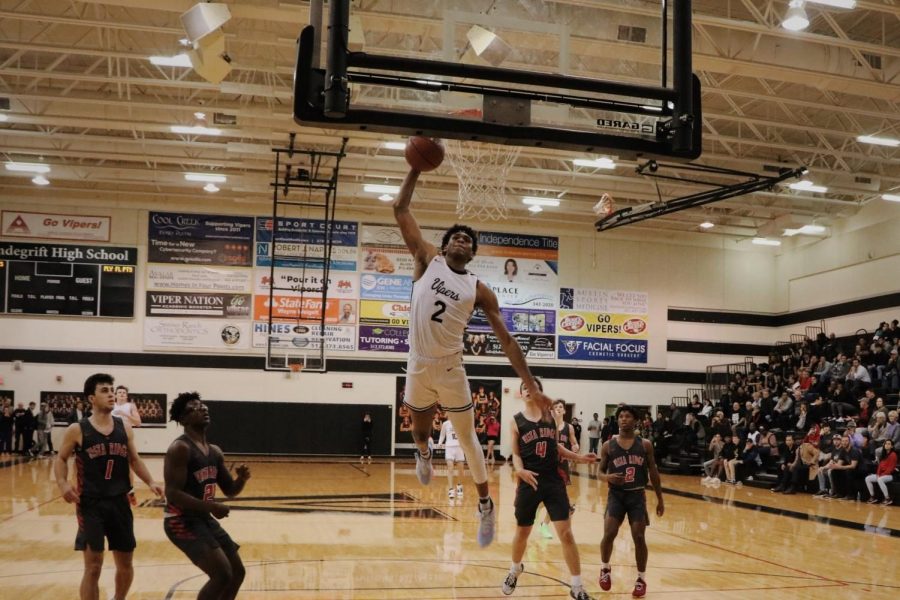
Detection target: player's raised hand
<box><xmin>516</xmin><ymin>469</ymin><xmax>539</xmax><ymax>491</ymax></box>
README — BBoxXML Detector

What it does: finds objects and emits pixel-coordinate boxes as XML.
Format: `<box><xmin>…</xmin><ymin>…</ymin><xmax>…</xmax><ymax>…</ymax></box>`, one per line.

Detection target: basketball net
<box><xmin>444</xmin><ymin>111</ymin><xmax>521</xmax><ymax>221</ymax></box>
<box><xmin>593</xmin><ymin>193</ymin><xmax>615</xmax><ymax>218</ymax></box>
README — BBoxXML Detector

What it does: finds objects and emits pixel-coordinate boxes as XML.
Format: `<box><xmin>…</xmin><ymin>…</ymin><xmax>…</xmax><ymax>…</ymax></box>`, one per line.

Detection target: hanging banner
<box><xmin>148</xmin><ymin>212</ymin><xmax>253</xmax><ymax>266</ymax></box>
<box><xmin>252</xmin><ymin>321</ymin><xmax>356</xmax><ymax>351</ymax></box>
<box><xmin>255</xmin><ymin>218</ymin><xmax>358</xmax><ymax>270</ymax></box>
<box><xmin>556</xmin><ymin>287</ymin><xmax>649</xmax><ymax>363</ymax></box>
<box><xmin>146</xmin><ymin>265</ymin><xmax>252</xmax><ymax>293</ymax></box>
<box><xmin>252</xmin><ymin>295</ymin><xmax>348</xmax><ymax>323</ymax></box>
<box><xmin>144</xmin><ymin>318</ymin><xmax>251</xmax><ymax>349</ymax></box>
<box><xmin>2</xmin><ymin>210</ymin><xmax>111</xmax><ymax>242</ymax></box>
<box><xmin>358</xmin><ymin>325</ymin><xmax>409</xmax><ymax>353</ymax></box>
<box><xmin>359</xmin><ymin>299</ymin><xmax>410</xmax><ymax>326</ymax></box>
<box><xmin>145</xmin><ymin>292</ymin><xmax>252</xmax><ymax>318</ymax></box>
<box><xmin>464</xmin><ymin>331</ymin><xmax>556</xmax><ymax>359</ymax></box>
<box><xmin>254</xmin><ymin>268</ymin><xmax>358</xmax><ymax>299</ymax></box>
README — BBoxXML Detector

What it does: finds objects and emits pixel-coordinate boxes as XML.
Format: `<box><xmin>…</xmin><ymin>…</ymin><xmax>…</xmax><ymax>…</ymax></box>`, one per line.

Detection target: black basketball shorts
<box><xmin>164</xmin><ymin>515</ymin><xmax>240</xmax><ymax>564</ymax></box>
<box><xmin>74</xmin><ymin>494</ymin><xmax>136</xmax><ymax>552</ymax></box>
<box><xmin>605</xmin><ymin>488</ymin><xmax>650</xmax><ymax>526</ymax></box>
<box><xmin>514</xmin><ymin>478</ymin><xmax>571</xmax><ymax>526</ymax></box>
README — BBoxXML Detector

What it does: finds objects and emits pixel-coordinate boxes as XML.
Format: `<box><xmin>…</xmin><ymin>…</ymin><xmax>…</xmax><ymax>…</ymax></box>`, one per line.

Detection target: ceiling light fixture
<box><xmin>363</xmin><ymin>184</ymin><xmax>400</xmax><ymax>194</ymax></box>
<box><xmin>699</xmin><ymin>221</ymin><xmax>715</xmax><ymax>229</ymax></box>
<box><xmin>573</xmin><ymin>158</ymin><xmax>616</xmax><ymax>169</ymax></box>
<box><xmin>857</xmin><ymin>135</ymin><xmax>900</xmax><ymax>148</ymax></box>
<box><xmin>882</xmin><ymin>194</ymin><xmax>900</xmax><ymax>202</ymax></box>
<box><xmin>807</xmin><ymin>0</ymin><xmax>856</xmax><ymax>8</ymax></box>
<box><xmin>382</xmin><ymin>141</ymin><xmax>407</xmax><ymax>151</ymax></box>
<box><xmin>31</xmin><ymin>175</ymin><xmax>50</xmax><ymax>186</ymax></box>
<box><xmin>194</xmin><ymin>112</ymin><xmax>207</xmax><ymax>121</ymax></box>
<box><xmin>522</xmin><ymin>197</ymin><xmax>560</xmax><ymax>207</ymax></box>
<box><xmin>149</xmin><ymin>54</ymin><xmax>192</xmax><ymax>67</ymax></box>
<box><xmin>782</xmin><ymin>0</ymin><xmax>810</xmax><ymax>31</ymax></box>
<box><xmin>0</xmin><ymin>114</ymin><xmax>8</xmax><ymax>122</ymax></box>
<box><xmin>528</xmin><ymin>205</ymin><xmax>543</xmax><ymax>213</ymax></box>
<box><xmin>5</xmin><ymin>162</ymin><xmax>51</xmax><ymax>174</ymax></box>
<box><xmin>378</xmin><ymin>194</ymin><xmax>394</xmax><ymax>202</ymax></box>
<box><xmin>752</xmin><ymin>237</ymin><xmax>782</xmax><ymax>246</ymax></box>
<box><xmin>185</xmin><ymin>173</ymin><xmax>226</xmax><ymax>183</ymax></box>
<box><xmin>203</xmin><ymin>183</ymin><xmax>220</xmax><ymax>192</ymax></box>
<box><xmin>171</xmin><ymin>125</ymin><xmax>222</xmax><ymax>136</ymax></box>
<box><xmin>789</xmin><ymin>180</ymin><xmax>828</xmax><ymax>193</ymax></box>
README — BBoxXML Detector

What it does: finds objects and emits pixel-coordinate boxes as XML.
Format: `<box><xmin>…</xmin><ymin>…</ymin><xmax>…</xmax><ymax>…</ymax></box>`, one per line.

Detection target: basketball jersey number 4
<box><xmin>431</xmin><ymin>300</ymin><xmax>447</xmax><ymax>323</ymax></box>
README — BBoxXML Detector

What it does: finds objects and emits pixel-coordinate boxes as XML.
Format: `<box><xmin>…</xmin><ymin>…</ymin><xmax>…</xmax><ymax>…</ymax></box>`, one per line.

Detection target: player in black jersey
<box><xmin>596</xmin><ymin>405</ymin><xmax>664</xmax><ymax>599</ymax></box>
<box><xmin>164</xmin><ymin>392</ymin><xmax>250</xmax><ymax>600</ymax></box>
<box><xmin>539</xmin><ymin>398</ymin><xmax>579</xmax><ymax>539</ymax></box>
<box><xmin>53</xmin><ymin>373</ymin><xmax>163</xmax><ymax>600</ymax></box>
<box><xmin>503</xmin><ymin>380</ymin><xmax>597</xmax><ymax>600</ymax></box>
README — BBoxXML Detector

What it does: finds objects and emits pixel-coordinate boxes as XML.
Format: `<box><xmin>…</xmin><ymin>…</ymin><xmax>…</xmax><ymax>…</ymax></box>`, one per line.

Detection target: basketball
<box><xmin>405</xmin><ymin>136</ymin><xmax>445</xmax><ymax>172</ymax></box>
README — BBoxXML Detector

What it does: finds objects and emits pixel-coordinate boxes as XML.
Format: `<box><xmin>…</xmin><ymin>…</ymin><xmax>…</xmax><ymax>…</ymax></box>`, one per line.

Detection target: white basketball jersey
<box><xmin>111</xmin><ymin>402</ymin><xmax>135</xmax><ymax>420</ymax></box>
<box><xmin>409</xmin><ymin>255</ymin><xmax>477</xmax><ymax>359</ymax></box>
<box><xmin>440</xmin><ymin>419</ymin><xmax>461</xmax><ymax>448</ymax></box>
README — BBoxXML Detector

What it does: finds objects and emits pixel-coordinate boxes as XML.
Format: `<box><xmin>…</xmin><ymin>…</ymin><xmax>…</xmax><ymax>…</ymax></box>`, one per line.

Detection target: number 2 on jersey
<box><xmin>203</xmin><ymin>483</ymin><xmax>217</xmax><ymax>501</ymax></box>
<box><xmin>431</xmin><ymin>300</ymin><xmax>447</xmax><ymax>323</ymax></box>
<box><xmin>624</xmin><ymin>466</ymin><xmax>636</xmax><ymax>483</ymax></box>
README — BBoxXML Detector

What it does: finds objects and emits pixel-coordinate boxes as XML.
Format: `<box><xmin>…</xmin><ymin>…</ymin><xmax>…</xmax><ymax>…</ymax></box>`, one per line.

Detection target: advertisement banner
<box><xmin>557</xmin><ymin>337</ymin><xmax>648</xmax><ymax>363</ymax></box>
<box><xmin>358</xmin><ymin>325</ymin><xmax>409</xmax><ymax>353</ymax></box>
<box><xmin>359</xmin><ymin>223</ymin><xmax>444</xmax><ymax>277</ymax></box>
<box><xmin>359</xmin><ymin>273</ymin><xmax>412</xmax><ymax>301</ymax></box>
<box><xmin>557</xmin><ymin>312</ymin><xmax>648</xmax><ymax>340</ymax></box>
<box><xmin>2</xmin><ymin>210</ymin><xmax>110</xmax><ymax>242</ymax></box>
<box><xmin>0</xmin><ymin>242</ymin><xmax>136</xmax><ymax>317</ymax></box>
<box><xmin>469</xmin><ymin>255</ymin><xmax>558</xmax><ymax>286</ymax></box>
<box><xmin>484</xmin><ymin>281</ymin><xmax>557</xmax><ymax>309</ymax></box>
<box><xmin>464</xmin><ymin>331</ymin><xmax>556</xmax><ymax>359</ymax></box>
<box><xmin>148</xmin><ymin>212</ymin><xmax>254</xmax><ymax>266</ymax></box>
<box><xmin>146</xmin><ymin>265</ymin><xmax>251</xmax><ymax>293</ymax></box>
<box><xmin>467</xmin><ymin>307</ymin><xmax>556</xmax><ymax>334</ymax></box>
<box><xmin>145</xmin><ymin>292</ymin><xmax>252</xmax><ymax>318</ymax></box>
<box><xmin>255</xmin><ymin>218</ymin><xmax>358</xmax><ymax>270</ymax></box>
<box><xmin>359</xmin><ymin>299</ymin><xmax>410</xmax><ymax>326</ymax></box>
<box><xmin>252</xmin><ymin>295</ymin><xmax>349</xmax><ymax>323</ymax></box>
<box><xmin>144</xmin><ymin>318</ymin><xmax>250</xmax><ymax>349</ymax></box>
<box><xmin>559</xmin><ymin>287</ymin><xmax>649</xmax><ymax>314</ymax></box>
<box><xmin>475</xmin><ymin>231</ymin><xmax>559</xmax><ymax>260</ymax></box>
<box><xmin>254</xmin><ymin>268</ymin><xmax>358</xmax><ymax>299</ymax></box>
<box><xmin>252</xmin><ymin>321</ymin><xmax>356</xmax><ymax>351</ymax></box>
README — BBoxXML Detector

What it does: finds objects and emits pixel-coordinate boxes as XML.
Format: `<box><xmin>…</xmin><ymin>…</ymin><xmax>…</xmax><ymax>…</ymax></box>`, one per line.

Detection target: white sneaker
<box><xmin>415</xmin><ymin>449</ymin><xmax>433</xmax><ymax>485</ymax></box>
<box><xmin>502</xmin><ymin>563</ymin><xmax>524</xmax><ymax>595</ymax></box>
<box><xmin>448</xmin><ymin>488</ymin><xmax>456</xmax><ymax>499</ymax></box>
<box><xmin>456</xmin><ymin>484</ymin><xmax>464</xmax><ymax>497</ymax></box>
<box><xmin>477</xmin><ymin>498</ymin><xmax>496</xmax><ymax>547</ymax></box>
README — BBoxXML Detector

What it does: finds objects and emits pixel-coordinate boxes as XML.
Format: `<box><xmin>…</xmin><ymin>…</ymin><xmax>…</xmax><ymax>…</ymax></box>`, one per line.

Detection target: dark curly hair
<box><xmin>171</xmin><ymin>391</ymin><xmax>201</xmax><ymax>423</ymax></box>
<box><xmin>615</xmin><ymin>404</ymin><xmax>641</xmax><ymax>420</ymax></box>
<box><xmin>441</xmin><ymin>224</ymin><xmax>478</xmax><ymax>255</ymax></box>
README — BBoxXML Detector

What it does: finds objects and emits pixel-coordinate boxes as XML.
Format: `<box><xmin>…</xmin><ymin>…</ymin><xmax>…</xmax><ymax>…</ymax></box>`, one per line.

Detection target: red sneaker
<box><xmin>632</xmin><ymin>578</ymin><xmax>647</xmax><ymax>598</ymax></box>
<box><xmin>599</xmin><ymin>568</ymin><xmax>612</xmax><ymax>591</ymax></box>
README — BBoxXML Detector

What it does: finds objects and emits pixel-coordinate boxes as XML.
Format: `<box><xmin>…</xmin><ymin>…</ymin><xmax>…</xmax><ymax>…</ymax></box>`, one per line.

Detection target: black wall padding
<box><xmin>203</xmin><ymin>401</ymin><xmax>391</xmax><ymax>455</ymax></box>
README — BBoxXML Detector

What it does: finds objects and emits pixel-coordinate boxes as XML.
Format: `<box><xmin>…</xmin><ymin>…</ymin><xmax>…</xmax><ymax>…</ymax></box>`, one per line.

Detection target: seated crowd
<box><xmin>652</xmin><ymin>319</ymin><xmax>900</xmax><ymax>505</ymax></box>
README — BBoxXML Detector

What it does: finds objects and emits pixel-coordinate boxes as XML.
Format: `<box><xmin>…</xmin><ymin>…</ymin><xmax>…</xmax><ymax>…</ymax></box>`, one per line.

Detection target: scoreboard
<box><xmin>0</xmin><ymin>242</ymin><xmax>136</xmax><ymax>317</ymax></box>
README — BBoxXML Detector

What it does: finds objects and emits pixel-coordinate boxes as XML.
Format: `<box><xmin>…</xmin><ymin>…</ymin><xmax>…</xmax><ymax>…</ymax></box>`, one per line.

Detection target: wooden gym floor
<box><xmin>0</xmin><ymin>455</ymin><xmax>897</xmax><ymax>599</ymax></box>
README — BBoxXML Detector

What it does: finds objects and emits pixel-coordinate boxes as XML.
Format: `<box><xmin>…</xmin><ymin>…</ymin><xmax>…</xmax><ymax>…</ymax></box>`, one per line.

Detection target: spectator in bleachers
<box><xmin>845</xmin><ymin>420</ymin><xmax>865</xmax><ymax>449</ymax></box>
<box><xmin>830</xmin><ymin>382</ymin><xmax>858</xmax><ymax>420</ymax></box>
<box><xmin>813</xmin><ymin>355</ymin><xmax>831</xmax><ymax>379</ymax></box>
<box><xmin>868</xmin><ymin>341</ymin><xmax>889</xmax><ymax>385</ymax></box>
<box><xmin>865</xmin><ymin>439</ymin><xmax>895</xmax><ymax>505</ymax></box>
<box><xmin>772</xmin><ymin>392</ymin><xmax>793</xmax><ymax>429</ymax></box>
<box><xmin>830</xmin><ymin>435</ymin><xmax>863</xmax><ymax>501</ymax></box>
<box><xmin>722</xmin><ymin>435</ymin><xmax>741</xmax><ymax>485</ymax></box>
<box><xmin>699</xmin><ymin>397</ymin><xmax>714</xmax><ymax>424</ymax></box>
<box><xmin>885</xmin><ymin>349</ymin><xmax>899</xmax><ymax>393</ymax></box>
<box><xmin>846</xmin><ymin>357</ymin><xmax>871</xmax><ymax>396</ymax></box>
<box><xmin>822</xmin><ymin>333</ymin><xmax>840</xmax><ymax>361</ymax></box>
<box><xmin>702</xmin><ymin>433</ymin><xmax>725</xmax><ymax>484</ymax></box>
<box><xmin>756</xmin><ymin>426</ymin><xmax>779</xmax><ymax>467</ymax></box>
<box><xmin>828</xmin><ymin>353</ymin><xmax>850</xmax><ymax>384</ymax></box>
<box><xmin>711</xmin><ymin>411</ymin><xmax>731</xmax><ymax>441</ymax></box>
<box><xmin>796</xmin><ymin>401</ymin><xmax>814</xmax><ymax>433</ymax></box>
<box><xmin>813</xmin><ymin>434</ymin><xmax>844</xmax><ymax>497</ymax></box>
<box><xmin>869</xmin><ymin>412</ymin><xmax>889</xmax><ymax>445</ymax></box>
<box><xmin>871</xmin><ymin>395</ymin><xmax>888</xmax><ymax>421</ymax></box>
<box><xmin>856</xmin><ymin>395</ymin><xmax>871</xmax><ymax>428</ymax></box>
<box><xmin>885</xmin><ymin>410</ymin><xmax>899</xmax><ymax>447</ymax></box>
<box><xmin>736</xmin><ymin>438</ymin><xmax>760</xmax><ymax>484</ymax></box>
<box><xmin>771</xmin><ymin>433</ymin><xmax>798</xmax><ymax>492</ymax></box>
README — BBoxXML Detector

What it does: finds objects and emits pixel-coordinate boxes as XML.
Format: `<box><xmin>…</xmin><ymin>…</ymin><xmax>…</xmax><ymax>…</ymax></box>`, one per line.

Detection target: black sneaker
<box><xmin>502</xmin><ymin>563</ymin><xmax>524</xmax><ymax>595</ymax></box>
<box><xmin>570</xmin><ymin>586</ymin><xmax>595</xmax><ymax>600</ymax></box>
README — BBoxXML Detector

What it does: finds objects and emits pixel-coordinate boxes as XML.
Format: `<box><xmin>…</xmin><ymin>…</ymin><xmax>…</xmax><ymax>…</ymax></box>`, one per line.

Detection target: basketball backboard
<box><xmin>294</xmin><ymin>0</ymin><xmax>701</xmax><ymax>160</ymax></box>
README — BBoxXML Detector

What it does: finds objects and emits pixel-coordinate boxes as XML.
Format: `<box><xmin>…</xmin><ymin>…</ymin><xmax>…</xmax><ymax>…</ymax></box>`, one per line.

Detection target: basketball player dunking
<box><xmin>394</xmin><ymin>166</ymin><xmax>552</xmax><ymax>547</ymax></box>
<box><xmin>596</xmin><ymin>405</ymin><xmax>664</xmax><ymax>598</ymax></box>
<box><xmin>164</xmin><ymin>392</ymin><xmax>250</xmax><ymax>600</ymax></box>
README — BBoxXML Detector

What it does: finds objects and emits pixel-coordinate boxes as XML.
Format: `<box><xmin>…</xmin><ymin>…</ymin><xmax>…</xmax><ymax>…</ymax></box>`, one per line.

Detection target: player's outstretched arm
<box><xmin>558</xmin><ymin>445</ymin><xmax>597</xmax><ymax>464</ymax></box>
<box><xmin>478</xmin><ymin>282</ymin><xmax>552</xmax><ymax>410</ymax></box>
<box><xmin>54</xmin><ymin>423</ymin><xmax>82</xmax><ymax>503</ymax></box>
<box><xmin>392</xmin><ymin>169</ymin><xmax>437</xmax><ymax>272</ymax></box>
<box><xmin>644</xmin><ymin>439</ymin><xmax>665</xmax><ymax>517</ymax></box>
<box><xmin>215</xmin><ymin>446</ymin><xmax>250</xmax><ymax>498</ymax></box>
<box><xmin>124</xmin><ymin>422</ymin><xmax>163</xmax><ymax>497</ymax></box>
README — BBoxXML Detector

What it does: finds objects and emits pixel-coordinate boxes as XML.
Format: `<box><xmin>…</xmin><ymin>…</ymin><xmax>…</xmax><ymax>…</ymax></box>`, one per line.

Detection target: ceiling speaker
<box><xmin>188</xmin><ymin>31</ymin><xmax>232</xmax><ymax>84</ymax></box>
<box><xmin>180</xmin><ymin>3</ymin><xmax>232</xmax><ymax>44</ymax></box>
